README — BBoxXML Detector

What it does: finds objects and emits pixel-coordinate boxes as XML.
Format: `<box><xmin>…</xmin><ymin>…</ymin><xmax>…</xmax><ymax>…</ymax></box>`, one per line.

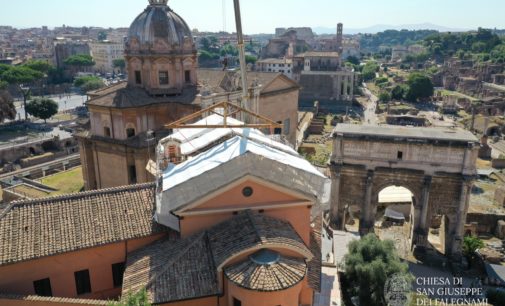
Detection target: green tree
<box><xmin>391</xmin><ymin>84</ymin><xmax>408</xmax><ymax>100</ymax></box>
<box><xmin>379</xmin><ymin>91</ymin><xmax>391</xmax><ymax>103</ymax></box>
<box><xmin>375</xmin><ymin>77</ymin><xmax>389</xmax><ymax>87</ymax></box>
<box><xmin>25</xmin><ymin>60</ymin><xmax>53</xmax><ymax>74</ymax></box>
<box><xmin>0</xmin><ymin>90</ymin><xmax>16</xmax><ymax>122</ymax></box>
<box><xmin>1</xmin><ymin>66</ymin><xmax>44</xmax><ymax>120</ymax></box>
<box><xmin>200</xmin><ymin>37</ymin><xmax>211</xmax><ymax>51</ymax></box>
<box><xmin>82</xmin><ymin>79</ymin><xmax>105</xmax><ymax>91</ymax></box>
<box><xmin>342</xmin><ymin>234</ymin><xmax>412</xmax><ymax>306</ymax></box>
<box><xmin>486</xmin><ymin>288</ymin><xmax>505</xmax><ymax>305</ymax></box>
<box><xmin>405</xmin><ymin>72</ymin><xmax>434</xmax><ymax>102</ymax></box>
<box><xmin>98</xmin><ymin>31</ymin><xmax>108</xmax><ymax>41</ymax></box>
<box><xmin>245</xmin><ymin>55</ymin><xmax>257</xmax><ymax>65</ymax></box>
<box><xmin>74</xmin><ymin>76</ymin><xmax>105</xmax><ymax>92</ymax></box>
<box><xmin>108</xmin><ymin>289</ymin><xmax>151</xmax><ymax>306</ymax></box>
<box><xmin>462</xmin><ymin>236</ymin><xmax>484</xmax><ymax>267</ymax></box>
<box><xmin>113</xmin><ymin>59</ymin><xmax>126</xmax><ymax>73</ymax></box>
<box><xmin>346</xmin><ymin>55</ymin><xmax>360</xmax><ymax>66</ymax></box>
<box><xmin>198</xmin><ymin>50</ymin><xmax>220</xmax><ymax>62</ymax></box>
<box><xmin>64</xmin><ymin>54</ymin><xmax>95</xmax><ymax>71</ymax></box>
<box><xmin>25</xmin><ymin>98</ymin><xmax>58</xmax><ymax>123</ymax></box>
<box><xmin>362</xmin><ymin>62</ymin><xmax>380</xmax><ymax>82</ymax></box>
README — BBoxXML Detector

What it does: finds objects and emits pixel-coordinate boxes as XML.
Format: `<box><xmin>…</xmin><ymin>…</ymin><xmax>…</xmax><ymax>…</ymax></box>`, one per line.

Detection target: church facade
<box><xmin>77</xmin><ymin>0</ymin><xmax>301</xmax><ymax>190</ymax></box>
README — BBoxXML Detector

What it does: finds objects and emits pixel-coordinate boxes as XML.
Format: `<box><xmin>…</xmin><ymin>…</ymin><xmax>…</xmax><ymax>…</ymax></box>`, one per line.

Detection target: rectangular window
<box><xmin>103</xmin><ymin>127</ymin><xmax>111</xmax><ymax>138</ymax></box>
<box><xmin>274</xmin><ymin>121</ymin><xmax>282</xmax><ymax>135</ymax></box>
<box><xmin>112</xmin><ymin>262</ymin><xmax>126</xmax><ymax>288</ymax></box>
<box><xmin>134</xmin><ymin>70</ymin><xmax>142</xmax><ymax>84</ymax></box>
<box><xmin>233</xmin><ymin>298</ymin><xmax>242</xmax><ymax>306</ymax></box>
<box><xmin>33</xmin><ymin>278</ymin><xmax>52</xmax><ymax>297</ymax></box>
<box><xmin>74</xmin><ymin>269</ymin><xmax>91</xmax><ymax>295</ymax></box>
<box><xmin>397</xmin><ymin>151</ymin><xmax>404</xmax><ymax>160</ymax></box>
<box><xmin>185</xmin><ymin>70</ymin><xmax>191</xmax><ymax>83</ymax></box>
<box><xmin>129</xmin><ymin>165</ymin><xmax>137</xmax><ymax>184</ymax></box>
<box><xmin>283</xmin><ymin>119</ymin><xmax>290</xmax><ymax>135</ymax></box>
<box><xmin>159</xmin><ymin>71</ymin><xmax>169</xmax><ymax>85</ymax></box>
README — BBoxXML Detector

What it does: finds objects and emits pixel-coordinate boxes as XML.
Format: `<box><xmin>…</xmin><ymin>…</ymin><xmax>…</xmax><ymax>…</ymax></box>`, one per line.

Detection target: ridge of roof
<box><xmin>144</xmin><ymin>232</ymin><xmax>209</xmax><ymax>291</ymax></box>
<box><xmin>1</xmin><ymin>183</ymin><xmax>156</xmax><ymax>218</ymax></box>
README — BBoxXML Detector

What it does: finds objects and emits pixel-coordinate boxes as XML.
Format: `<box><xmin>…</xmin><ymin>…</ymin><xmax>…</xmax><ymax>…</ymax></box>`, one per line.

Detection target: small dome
<box><xmin>127</xmin><ymin>0</ymin><xmax>194</xmax><ymax>53</ymax></box>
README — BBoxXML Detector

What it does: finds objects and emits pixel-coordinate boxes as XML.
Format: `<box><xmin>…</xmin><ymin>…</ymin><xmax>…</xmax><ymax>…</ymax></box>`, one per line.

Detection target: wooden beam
<box><xmin>165</xmin><ymin>100</ymin><xmax>282</xmax><ymax>129</ymax></box>
<box><xmin>167</xmin><ymin>124</ymin><xmax>282</xmax><ymax>129</ymax></box>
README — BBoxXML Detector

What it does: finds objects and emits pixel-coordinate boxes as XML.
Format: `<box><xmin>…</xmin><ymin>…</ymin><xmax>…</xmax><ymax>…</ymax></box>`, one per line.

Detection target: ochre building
<box><xmin>0</xmin><ymin>115</ymin><xmax>329</xmax><ymax>306</ymax></box>
<box><xmin>77</xmin><ymin>0</ymin><xmax>300</xmax><ymax>190</ymax></box>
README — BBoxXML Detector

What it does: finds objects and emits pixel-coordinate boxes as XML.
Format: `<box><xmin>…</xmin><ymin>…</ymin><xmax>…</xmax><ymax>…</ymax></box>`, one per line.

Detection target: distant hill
<box><xmin>313</xmin><ymin>23</ymin><xmax>470</xmax><ymax>35</ymax></box>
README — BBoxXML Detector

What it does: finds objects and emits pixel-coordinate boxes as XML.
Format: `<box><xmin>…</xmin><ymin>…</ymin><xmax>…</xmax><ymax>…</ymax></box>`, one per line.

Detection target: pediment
<box><xmin>261</xmin><ymin>75</ymin><xmax>299</xmax><ymax>93</ymax></box>
<box><xmin>176</xmin><ymin>175</ymin><xmax>314</xmax><ymax>216</ymax></box>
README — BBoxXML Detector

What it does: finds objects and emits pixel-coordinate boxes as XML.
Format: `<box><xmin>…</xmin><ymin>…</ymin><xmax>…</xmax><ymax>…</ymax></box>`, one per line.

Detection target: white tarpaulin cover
<box><xmin>156</xmin><ymin>125</ymin><xmax>331</xmax><ymax>230</ymax></box>
<box><xmin>384</xmin><ymin>207</ymin><xmax>406</xmax><ymax>221</ymax></box>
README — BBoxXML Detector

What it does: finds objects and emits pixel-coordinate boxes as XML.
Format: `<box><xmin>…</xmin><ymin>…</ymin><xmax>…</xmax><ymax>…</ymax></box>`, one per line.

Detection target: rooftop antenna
<box><xmin>233</xmin><ymin>0</ymin><xmax>250</xmax><ymax>123</ymax></box>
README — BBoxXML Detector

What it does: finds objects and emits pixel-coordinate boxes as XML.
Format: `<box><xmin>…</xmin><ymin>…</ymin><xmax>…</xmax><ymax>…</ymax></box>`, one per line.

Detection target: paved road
<box><xmin>361</xmin><ymin>84</ymin><xmax>380</xmax><ymax>125</ymax></box>
<box><xmin>13</xmin><ymin>94</ymin><xmax>87</xmax><ymax>120</ymax></box>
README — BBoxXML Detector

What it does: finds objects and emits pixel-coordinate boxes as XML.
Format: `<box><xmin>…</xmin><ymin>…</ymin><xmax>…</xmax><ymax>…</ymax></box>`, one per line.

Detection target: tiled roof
<box><xmin>86</xmin><ymin>84</ymin><xmax>198</xmax><ymax>108</ymax></box>
<box><xmin>75</xmin><ymin>129</ymin><xmax>173</xmax><ymax>149</ymax></box>
<box><xmin>0</xmin><ymin>294</ymin><xmax>109</xmax><ymax>305</ymax></box>
<box><xmin>207</xmin><ymin>210</ymin><xmax>313</xmax><ymax>268</ymax></box>
<box><xmin>123</xmin><ymin>211</ymin><xmax>313</xmax><ymax>304</ymax></box>
<box><xmin>0</xmin><ymin>183</ymin><xmax>167</xmax><ymax>266</ymax></box>
<box><xmin>122</xmin><ymin>233</ymin><xmax>219</xmax><ymax>304</ymax></box>
<box><xmin>86</xmin><ymin>70</ymin><xmax>292</xmax><ymax>109</ymax></box>
<box><xmin>197</xmin><ymin>69</ymin><xmax>295</xmax><ymax>93</ymax></box>
<box><xmin>224</xmin><ymin>256</ymin><xmax>306</xmax><ymax>292</ymax></box>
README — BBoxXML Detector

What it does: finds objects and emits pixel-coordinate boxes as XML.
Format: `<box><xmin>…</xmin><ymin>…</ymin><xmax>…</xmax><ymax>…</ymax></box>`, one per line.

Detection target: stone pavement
<box><xmin>313</xmin><ymin>266</ymin><xmax>342</xmax><ymax>306</ymax></box>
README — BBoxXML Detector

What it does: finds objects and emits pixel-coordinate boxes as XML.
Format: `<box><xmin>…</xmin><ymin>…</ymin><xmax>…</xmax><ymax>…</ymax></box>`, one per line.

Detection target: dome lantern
<box><xmin>125</xmin><ymin>0</ymin><xmax>197</xmax><ymax>95</ymax></box>
<box><xmin>148</xmin><ymin>0</ymin><xmax>168</xmax><ymax>6</ymax></box>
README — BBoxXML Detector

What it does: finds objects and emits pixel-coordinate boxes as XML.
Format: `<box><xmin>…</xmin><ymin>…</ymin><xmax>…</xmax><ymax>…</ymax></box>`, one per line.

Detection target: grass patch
<box><xmin>39</xmin><ymin>167</ymin><xmax>84</xmax><ymax>195</ymax></box>
<box><xmin>437</xmin><ymin>89</ymin><xmax>479</xmax><ymax>102</ymax></box>
<box><xmin>12</xmin><ymin>185</ymin><xmax>50</xmax><ymax>198</ymax></box>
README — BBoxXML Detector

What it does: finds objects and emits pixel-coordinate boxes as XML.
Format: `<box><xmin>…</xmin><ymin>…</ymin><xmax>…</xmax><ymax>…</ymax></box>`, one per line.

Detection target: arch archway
<box><xmin>330</xmin><ymin>124</ymin><xmax>479</xmax><ymax>260</ymax></box>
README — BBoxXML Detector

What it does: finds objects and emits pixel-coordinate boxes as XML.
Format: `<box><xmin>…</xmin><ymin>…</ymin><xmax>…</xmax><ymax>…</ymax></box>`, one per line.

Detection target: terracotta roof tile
<box><xmin>122</xmin><ymin>233</ymin><xmax>219</xmax><ymax>304</ymax></box>
<box><xmin>225</xmin><ymin>255</ymin><xmax>306</xmax><ymax>292</ymax></box>
<box><xmin>0</xmin><ymin>294</ymin><xmax>109</xmax><ymax>305</ymax></box>
<box><xmin>0</xmin><ymin>183</ymin><xmax>167</xmax><ymax>266</ymax></box>
<box><xmin>123</xmin><ymin>211</ymin><xmax>313</xmax><ymax>303</ymax></box>
<box><xmin>86</xmin><ymin>84</ymin><xmax>198</xmax><ymax>109</ymax></box>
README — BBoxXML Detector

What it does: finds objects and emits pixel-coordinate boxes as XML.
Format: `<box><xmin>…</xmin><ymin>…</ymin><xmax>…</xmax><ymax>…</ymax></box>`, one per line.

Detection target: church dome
<box><xmin>126</xmin><ymin>0</ymin><xmax>194</xmax><ymax>54</ymax></box>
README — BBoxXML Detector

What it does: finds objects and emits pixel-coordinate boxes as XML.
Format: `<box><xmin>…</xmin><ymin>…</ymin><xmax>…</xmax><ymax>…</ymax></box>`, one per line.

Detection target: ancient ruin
<box><xmin>329</xmin><ymin>124</ymin><xmax>479</xmax><ymax>259</ymax></box>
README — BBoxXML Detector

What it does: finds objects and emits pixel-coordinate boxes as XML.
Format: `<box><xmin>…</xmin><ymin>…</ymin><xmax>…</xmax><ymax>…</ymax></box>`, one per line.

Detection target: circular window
<box><xmin>242</xmin><ymin>187</ymin><xmax>253</xmax><ymax>197</ymax></box>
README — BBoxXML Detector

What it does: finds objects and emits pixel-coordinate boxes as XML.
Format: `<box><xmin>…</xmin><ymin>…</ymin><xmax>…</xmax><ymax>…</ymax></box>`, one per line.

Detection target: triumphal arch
<box><xmin>330</xmin><ymin>124</ymin><xmax>479</xmax><ymax>259</ymax></box>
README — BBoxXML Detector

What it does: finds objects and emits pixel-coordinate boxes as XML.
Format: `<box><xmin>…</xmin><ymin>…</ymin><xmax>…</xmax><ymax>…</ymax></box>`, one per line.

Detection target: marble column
<box><xmin>360</xmin><ymin>170</ymin><xmax>374</xmax><ymax>236</ymax></box>
<box><xmin>414</xmin><ymin>176</ymin><xmax>432</xmax><ymax>249</ymax></box>
<box><xmin>450</xmin><ymin>176</ymin><xmax>473</xmax><ymax>259</ymax></box>
<box><xmin>330</xmin><ymin>165</ymin><xmax>343</xmax><ymax>230</ymax></box>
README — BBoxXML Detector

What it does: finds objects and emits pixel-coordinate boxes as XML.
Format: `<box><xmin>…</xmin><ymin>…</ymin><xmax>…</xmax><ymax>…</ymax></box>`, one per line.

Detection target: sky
<box><xmin>1</xmin><ymin>0</ymin><xmax>505</xmax><ymax>34</ymax></box>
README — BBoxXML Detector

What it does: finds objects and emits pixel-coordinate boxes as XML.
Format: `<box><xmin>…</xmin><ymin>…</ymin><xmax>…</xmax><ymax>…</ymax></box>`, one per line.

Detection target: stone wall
<box><xmin>495</xmin><ymin>187</ymin><xmax>505</xmax><ymax>207</ymax></box>
<box><xmin>492</xmin><ymin>158</ymin><xmax>505</xmax><ymax>169</ymax></box>
<box><xmin>466</xmin><ymin>212</ymin><xmax>505</xmax><ymax>234</ymax></box>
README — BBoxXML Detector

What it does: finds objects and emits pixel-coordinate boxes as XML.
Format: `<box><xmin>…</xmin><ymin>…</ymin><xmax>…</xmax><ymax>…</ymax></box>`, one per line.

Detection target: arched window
<box><xmin>126</xmin><ymin>128</ymin><xmax>136</xmax><ymax>138</ymax></box>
